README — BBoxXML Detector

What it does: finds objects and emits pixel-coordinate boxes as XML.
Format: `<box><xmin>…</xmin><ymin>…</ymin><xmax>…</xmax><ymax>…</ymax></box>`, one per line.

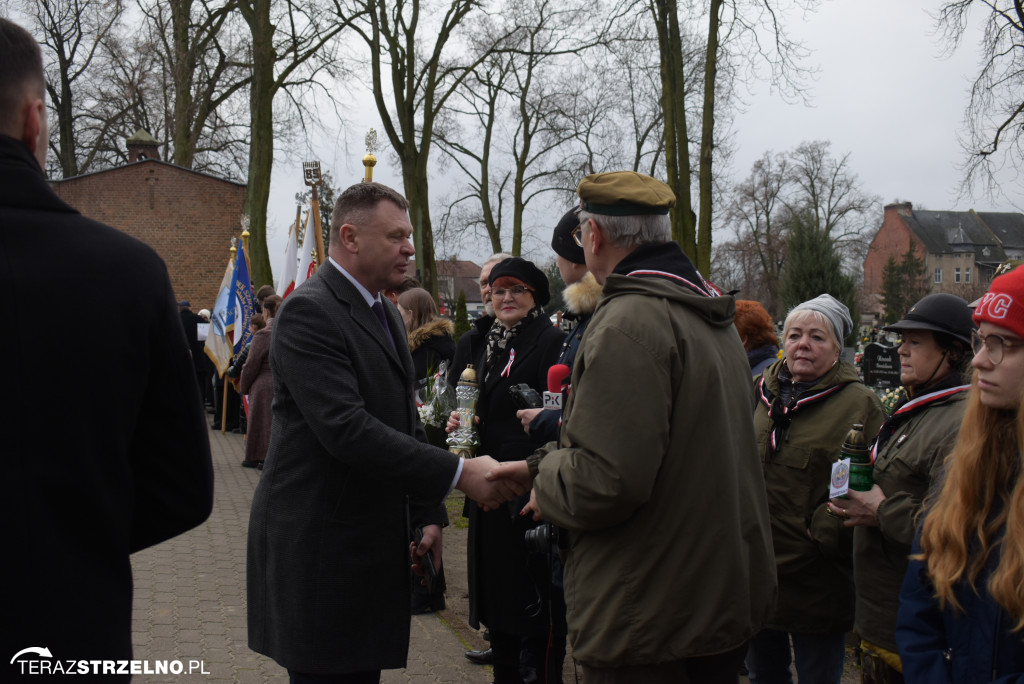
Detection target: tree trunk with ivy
<box><xmin>652</xmin><ymin>0</ymin><xmax>697</xmax><ymax>261</ymax></box>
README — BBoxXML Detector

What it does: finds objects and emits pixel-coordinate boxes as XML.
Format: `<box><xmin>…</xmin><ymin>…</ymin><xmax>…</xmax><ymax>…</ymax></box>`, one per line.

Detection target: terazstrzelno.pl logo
<box><xmin>10</xmin><ymin>647</ymin><xmax>210</xmax><ymax>676</ymax></box>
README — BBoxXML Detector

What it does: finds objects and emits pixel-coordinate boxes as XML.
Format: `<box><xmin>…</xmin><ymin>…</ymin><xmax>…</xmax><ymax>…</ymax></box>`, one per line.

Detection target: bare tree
<box><xmin>434</xmin><ymin>47</ymin><xmax>514</xmax><ymax>255</ymax></box>
<box><xmin>344</xmin><ymin>0</ymin><xmax>520</xmax><ymax>297</ymax></box>
<box><xmin>435</xmin><ymin>0</ymin><xmax>593</xmax><ymax>257</ymax></box>
<box><xmin>786</xmin><ymin>140</ymin><xmax>879</xmax><ymax>269</ymax></box>
<box><xmin>722</xmin><ymin>150</ymin><xmax>789</xmax><ymax>315</ymax></box>
<box><xmin>236</xmin><ymin>0</ymin><xmax>363</xmax><ymax>286</ymax></box>
<box><xmin>722</xmin><ymin>140</ymin><xmax>877</xmax><ymax>318</ymax></box>
<box><xmin>935</xmin><ymin>1</ymin><xmax>1024</xmax><ymax>198</ymax></box>
<box><xmin>139</xmin><ymin>0</ymin><xmax>252</xmax><ymax>174</ymax></box>
<box><xmin>17</xmin><ymin>0</ymin><xmax>126</xmax><ymax>177</ymax></box>
<box><xmin>649</xmin><ymin>0</ymin><xmax>815</xmax><ymax>273</ymax></box>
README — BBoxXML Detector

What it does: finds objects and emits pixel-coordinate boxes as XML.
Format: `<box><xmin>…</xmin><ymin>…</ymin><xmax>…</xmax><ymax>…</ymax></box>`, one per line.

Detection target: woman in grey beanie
<box><xmin>747</xmin><ymin>293</ymin><xmax>884</xmax><ymax>684</ymax></box>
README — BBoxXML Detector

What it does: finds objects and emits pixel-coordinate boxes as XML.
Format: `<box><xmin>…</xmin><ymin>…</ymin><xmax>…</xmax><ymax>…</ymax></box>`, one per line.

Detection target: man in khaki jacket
<box><xmin>492</xmin><ymin>171</ymin><xmax>776</xmax><ymax>683</ymax></box>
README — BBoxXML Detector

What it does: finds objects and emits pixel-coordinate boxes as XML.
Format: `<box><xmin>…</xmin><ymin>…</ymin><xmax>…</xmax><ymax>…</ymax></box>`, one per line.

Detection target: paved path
<box><xmin>128</xmin><ymin>424</ymin><xmax>859</xmax><ymax>683</ymax></box>
<box><xmin>130</xmin><ymin>426</ymin><xmax>490</xmax><ymax>683</ymax></box>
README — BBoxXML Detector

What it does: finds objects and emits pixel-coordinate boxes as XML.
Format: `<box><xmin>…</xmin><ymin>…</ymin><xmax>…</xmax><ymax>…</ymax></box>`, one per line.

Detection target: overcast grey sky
<box><xmin>264</xmin><ymin>0</ymin><xmax>1024</xmax><ymax>276</ymax></box>
<box><xmin>730</xmin><ymin>0</ymin><xmax>1024</xmax><ymax>213</ymax></box>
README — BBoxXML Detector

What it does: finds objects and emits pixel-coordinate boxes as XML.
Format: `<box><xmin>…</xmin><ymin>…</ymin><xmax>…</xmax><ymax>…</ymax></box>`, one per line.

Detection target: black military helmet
<box><xmin>883</xmin><ymin>293</ymin><xmax>975</xmax><ymax>346</ymax></box>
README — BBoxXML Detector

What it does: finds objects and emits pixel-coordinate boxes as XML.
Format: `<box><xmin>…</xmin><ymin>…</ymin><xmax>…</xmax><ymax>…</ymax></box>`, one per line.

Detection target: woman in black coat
<box><xmin>448</xmin><ymin>257</ymin><xmax>564</xmax><ymax>684</ymax></box>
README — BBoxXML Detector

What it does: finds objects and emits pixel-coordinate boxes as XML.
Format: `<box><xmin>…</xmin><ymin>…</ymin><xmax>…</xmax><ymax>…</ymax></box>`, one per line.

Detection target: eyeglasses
<box><xmin>571</xmin><ymin>207</ymin><xmax>587</xmax><ymax>247</ymax></box>
<box><xmin>572</xmin><ymin>224</ymin><xmax>584</xmax><ymax>247</ymax></box>
<box><xmin>491</xmin><ymin>285</ymin><xmax>533</xmax><ymax>300</ymax></box>
<box><xmin>972</xmin><ymin>329</ymin><xmax>1022</xmax><ymax>365</ymax></box>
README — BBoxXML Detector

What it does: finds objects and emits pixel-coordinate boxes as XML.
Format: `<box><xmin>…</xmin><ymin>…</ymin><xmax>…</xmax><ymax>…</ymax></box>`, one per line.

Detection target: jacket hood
<box><xmin>408</xmin><ymin>317</ymin><xmax>454</xmax><ymax>352</ymax></box>
<box><xmin>563</xmin><ymin>272</ymin><xmax>602</xmax><ymax>316</ymax></box>
<box><xmin>602</xmin><ymin>242</ymin><xmax>734</xmax><ymax>328</ymax></box>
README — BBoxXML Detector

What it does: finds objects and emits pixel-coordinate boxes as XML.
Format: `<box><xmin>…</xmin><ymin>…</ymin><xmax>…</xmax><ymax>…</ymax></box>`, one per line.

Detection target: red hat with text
<box><xmin>973</xmin><ymin>265</ymin><xmax>1024</xmax><ymax>339</ymax></box>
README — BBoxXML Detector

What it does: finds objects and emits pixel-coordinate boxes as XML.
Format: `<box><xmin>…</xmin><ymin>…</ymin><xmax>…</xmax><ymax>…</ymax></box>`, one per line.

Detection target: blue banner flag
<box><xmin>205</xmin><ymin>258</ymin><xmax>235</xmax><ymax>376</ymax></box>
<box><xmin>225</xmin><ymin>245</ymin><xmax>255</xmax><ymax>355</ymax></box>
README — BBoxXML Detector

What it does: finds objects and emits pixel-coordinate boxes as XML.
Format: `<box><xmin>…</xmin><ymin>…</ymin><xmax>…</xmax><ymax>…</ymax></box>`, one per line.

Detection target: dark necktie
<box><xmin>371</xmin><ymin>301</ymin><xmax>396</xmax><ymax>351</ymax></box>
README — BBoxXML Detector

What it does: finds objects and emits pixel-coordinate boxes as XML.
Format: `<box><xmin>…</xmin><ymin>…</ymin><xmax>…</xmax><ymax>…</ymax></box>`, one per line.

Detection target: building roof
<box><xmin>902</xmin><ymin>209</ymin><xmax>1024</xmax><ymax>264</ymax></box>
<box><xmin>53</xmin><ymin>157</ymin><xmax>247</xmax><ymax>188</ymax></box>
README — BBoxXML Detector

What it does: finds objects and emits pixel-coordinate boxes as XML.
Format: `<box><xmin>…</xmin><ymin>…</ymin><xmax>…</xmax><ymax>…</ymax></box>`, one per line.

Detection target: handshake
<box><xmin>455</xmin><ymin>457</ymin><xmax>535</xmax><ymax>511</ymax></box>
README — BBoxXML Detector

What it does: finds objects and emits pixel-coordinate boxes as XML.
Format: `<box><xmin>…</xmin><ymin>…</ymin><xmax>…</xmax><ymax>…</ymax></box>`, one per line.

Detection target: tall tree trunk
<box><xmin>55</xmin><ymin>68</ymin><xmax>78</xmax><ymax>177</ymax></box>
<box><xmin>171</xmin><ymin>0</ymin><xmax>196</xmax><ymax>167</ymax></box>
<box><xmin>695</xmin><ymin>0</ymin><xmax>723</xmax><ymax>274</ymax></box>
<box><xmin>653</xmin><ymin>0</ymin><xmax>696</xmax><ymax>258</ymax></box>
<box><xmin>241</xmin><ymin>0</ymin><xmax>274</xmax><ymax>287</ymax></box>
<box><xmin>401</xmin><ymin>152</ymin><xmax>438</xmax><ymax>297</ymax></box>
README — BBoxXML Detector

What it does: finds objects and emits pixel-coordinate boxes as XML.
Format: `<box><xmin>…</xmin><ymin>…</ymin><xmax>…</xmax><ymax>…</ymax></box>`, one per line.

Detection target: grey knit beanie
<box><xmin>790</xmin><ymin>294</ymin><xmax>852</xmax><ymax>345</ymax></box>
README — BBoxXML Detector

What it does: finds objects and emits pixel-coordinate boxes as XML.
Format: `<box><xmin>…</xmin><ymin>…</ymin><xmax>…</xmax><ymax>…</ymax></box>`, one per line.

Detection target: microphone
<box><xmin>544</xmin><ymin>363</ymin><xmax>571</xmax><ymax>410</ymax></box>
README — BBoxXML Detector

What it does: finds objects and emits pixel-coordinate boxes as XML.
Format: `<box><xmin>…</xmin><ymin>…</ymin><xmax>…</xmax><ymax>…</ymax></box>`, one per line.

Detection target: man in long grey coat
<box><xmin>246</xmin><ymin>182</ymin><xmax>516</xmax><ymax>683</ymax></box>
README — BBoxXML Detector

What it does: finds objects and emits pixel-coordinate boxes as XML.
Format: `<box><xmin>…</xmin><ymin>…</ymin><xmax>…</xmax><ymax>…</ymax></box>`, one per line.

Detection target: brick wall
<box><xmin>863</xmin><ymin>203</ymin><xmax>926</xmax><ymax>298</ymax></box>
<box><xmin>52</xmin><ymin>160</ymin><xmax>247</xmax><ymax>310</ymax></box>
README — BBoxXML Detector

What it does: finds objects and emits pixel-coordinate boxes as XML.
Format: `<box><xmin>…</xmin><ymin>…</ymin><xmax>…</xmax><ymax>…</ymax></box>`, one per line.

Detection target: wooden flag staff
<box><xmin>221</xmin><ymin>237</ymin><xmax>238</xmax><ymax>434</ymax></box>
<box><xmin>303</xmin><ymin>161</ymin><xmax>326</xmax><ymax>269</ymax></box>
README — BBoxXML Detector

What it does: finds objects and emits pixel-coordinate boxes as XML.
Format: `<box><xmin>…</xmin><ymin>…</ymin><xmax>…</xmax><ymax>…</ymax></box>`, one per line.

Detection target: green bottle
<box><xmin>841</xmin><ymin>423</ymin><xmax>873</xmax><ymax>492</ymax></box>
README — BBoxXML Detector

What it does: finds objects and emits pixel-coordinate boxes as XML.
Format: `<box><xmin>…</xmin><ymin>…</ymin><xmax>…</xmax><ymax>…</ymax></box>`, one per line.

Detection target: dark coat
<box><xmin>898</xmin><ymin>535</ymin><xmax>1024</xmax><ymax>683</ymax></box>
<box><xmin>464</xmin><ymin>313</ymin><xmax>564</xmax><ymax>633</ymax></box>
<box><xmin>0</xmin><ymin>135</ymin><xmax>213</xmax><ymax>673</ymax></box>
<box><xmin>854</xmin><ymin>381</ymin><xmax>967</xmax><ymax>653</ymax></box>
<box><xmin>528</xmin><ymin>272</ymin><xmax>602</xmax><ymax>444</ymax></box>
<box><xmin>408</xmin><ymin>317</ymin><xmax>456</xmax><ymax>384</ymax></box>
<box><xmin>240</xmin><ymin>320</ymin><xmax>274</xmax><ymax>463</ymax></box>
<box><xmin>754</xmin><ymin>359</ymin><xmax>884</xmax><ymax>633</ymax></box>
<box><xmin>246</xmin><ymin>262</ymin><xmax>460</xmax><ymax>674</ymax></box>
<box><xmin>449</xmin><ymin>313</ymin><xmax>494</xmax><ymax>386</ymax></box>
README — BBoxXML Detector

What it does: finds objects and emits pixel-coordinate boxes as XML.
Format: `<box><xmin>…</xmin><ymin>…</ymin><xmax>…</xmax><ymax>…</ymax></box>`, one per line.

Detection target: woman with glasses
<box><xmin>747</xmin><ymin>294</ymin><xmax>885</xmax><ymax>684</ymax></box>
<box><xmin>447</xmin><ymin>256</ymin><xmax>564</xmax><ymax>684</ymax></box>
<box><xmin>829</xmin><ymin>294</ymin><xmax>974</xmax><ymax>684</ymax></box>
<box><xmin>897</xmin><ymin>267</ymin><xmax>1024</xmax><ymax>682</ymax></box>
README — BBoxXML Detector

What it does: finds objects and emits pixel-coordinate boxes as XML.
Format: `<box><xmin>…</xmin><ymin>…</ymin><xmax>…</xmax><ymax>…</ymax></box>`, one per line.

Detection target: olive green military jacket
<box><xmin>854</xmin><ymin>384</ymin><xmax>968</xmax><ymax>652</ymax></box>
<box><xmin>754</xmin><ymin>359</ymin><xmax>885</xmax><ymax>633</ymax></box>
<box><xmin>533</xmin><ymin>263</ymin><xmax>777</xmax><ymax>668</ymax></box>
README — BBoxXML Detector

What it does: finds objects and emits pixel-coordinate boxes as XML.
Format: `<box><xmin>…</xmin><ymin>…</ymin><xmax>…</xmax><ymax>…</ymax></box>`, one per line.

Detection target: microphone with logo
<box><xmin>524</xmin><ymin>363</ymin><xmax>572</xmax><ymax>557</ymax></box>
<box><xmin>543</xmin><ymin>363</ymin><xmax>571</xmax><ymax>412</ymax></box>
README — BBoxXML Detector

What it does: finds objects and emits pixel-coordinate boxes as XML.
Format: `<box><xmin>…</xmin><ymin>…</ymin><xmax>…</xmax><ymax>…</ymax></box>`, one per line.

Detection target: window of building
<box><xmin>955</xmin><ymin>267</ymin><xmax>962</xmax><ymax>283</ymax></box>
<box><xmin>966</xmin><ymin>268</ymin><xmax>972</xmax><ymax>283</ymax></box>
<box><xmin>935</xmin><ymin>268</ymin><xmax>942</xmax><ymax>283</ymax></box>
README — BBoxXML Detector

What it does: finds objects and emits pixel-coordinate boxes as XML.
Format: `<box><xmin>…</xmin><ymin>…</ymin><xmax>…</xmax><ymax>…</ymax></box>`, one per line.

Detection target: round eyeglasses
<box><xmin>972</xmin><ymin>329</ymin><xmax>1022</xmax><ymax>365</ymax></box>
<box><xmin>491</xmin><ymin>285</ymin><xmax>534</xmax><ymax>300</ymax></box>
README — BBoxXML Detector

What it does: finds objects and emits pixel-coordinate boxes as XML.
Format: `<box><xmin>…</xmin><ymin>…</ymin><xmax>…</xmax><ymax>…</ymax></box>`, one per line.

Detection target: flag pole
<box><xmin>303</xmin><ymin>161</ymin><xmax>326</xmax><ymax>270</ymax></box>
<box><xmin>240</xmin><ymin>214</ymin><xmax>252</xmax><ymax>277</ymax></box>
<box><xmin>221</xmin><ymin>239</ymin><xmax>237</xmax><ymax>435</ymax></box>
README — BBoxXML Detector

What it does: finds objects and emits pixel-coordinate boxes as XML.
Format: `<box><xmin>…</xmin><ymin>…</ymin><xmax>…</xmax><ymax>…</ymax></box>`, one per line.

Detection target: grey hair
<box><xmin>782</xmin><ymin>309</ymin><xmax>842</xmax><ymax>354</ymax></box>
<box><xmin>577</xmin><ymin>210</ymin><xmax>671</xmax><ymax>248</ymax></box>
<box><xmin>484</xmin><ymin>252</ymin><xmax>514</xmax><ymax>266</ymax></box>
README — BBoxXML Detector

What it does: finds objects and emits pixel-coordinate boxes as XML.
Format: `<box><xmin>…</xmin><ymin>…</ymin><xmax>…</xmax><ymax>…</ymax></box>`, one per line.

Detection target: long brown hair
<box><xmin>398</xmin><ymin>288</ymin><xmax>439</xmax><ymax>333</ymax></box>
<box><xmin>919</xmin><ymin>370</ymin><xmax>1024</xmax><ymax>629</ymax></box>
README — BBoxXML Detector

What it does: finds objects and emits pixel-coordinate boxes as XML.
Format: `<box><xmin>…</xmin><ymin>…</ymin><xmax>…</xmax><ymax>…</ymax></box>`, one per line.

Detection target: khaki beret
<box><xmin>577</xmin><ymin>171</ymin><xmax>676</xmax><ymax>216</ymax></box>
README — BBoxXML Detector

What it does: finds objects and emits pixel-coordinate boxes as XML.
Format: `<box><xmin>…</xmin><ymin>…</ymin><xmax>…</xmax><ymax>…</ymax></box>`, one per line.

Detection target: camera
<box><xmin>524</xmin><ymin>522</ymin><xmax>559</xmax><ymax>553</ymax></box>
<box><xmin>509</xmin><ymin>383</ymin><xmax>543</xmax><ymax>410</ymax></box>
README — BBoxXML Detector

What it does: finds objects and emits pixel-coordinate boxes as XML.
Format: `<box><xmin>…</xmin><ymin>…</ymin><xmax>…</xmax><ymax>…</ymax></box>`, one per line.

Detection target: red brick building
<box><xmin>863</xmin><ymin>202</ymin><xmax>1024</xmax><ymax>318</ymax></box>
<box><xmin>50</xmin><ymin>130</ymin><xmax>247</xmax><ymax>309</ymax></box>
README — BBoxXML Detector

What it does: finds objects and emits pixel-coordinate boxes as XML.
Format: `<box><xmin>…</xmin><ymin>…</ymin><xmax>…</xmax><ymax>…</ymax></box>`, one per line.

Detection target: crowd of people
<box><xmin>10</xmin><ymin>13</ymin><xmax>1024</xmax><ymax>684</ymax></box>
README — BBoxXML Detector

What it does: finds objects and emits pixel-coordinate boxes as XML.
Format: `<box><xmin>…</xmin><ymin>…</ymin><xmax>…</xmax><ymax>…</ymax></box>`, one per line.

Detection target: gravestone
<box><xmin>862</xmin><ymin>342</ymin><xmax>901</xmax><ymax>389</ymax></box>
